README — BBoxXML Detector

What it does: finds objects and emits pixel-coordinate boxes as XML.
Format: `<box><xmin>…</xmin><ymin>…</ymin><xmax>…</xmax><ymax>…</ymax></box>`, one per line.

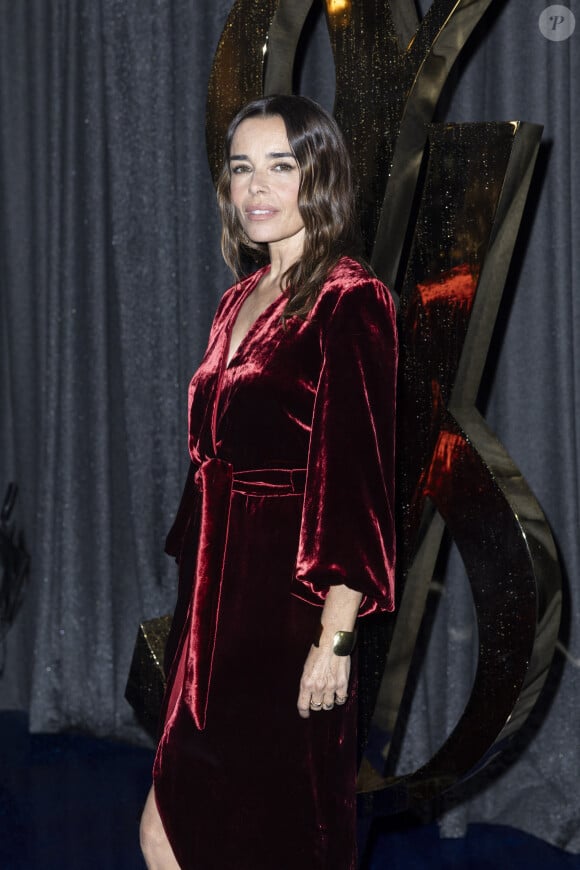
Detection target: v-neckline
<box><xmin>225</xmin><ymin>268</ymin><xmax>284</xmax><ymax>369</ymax></box>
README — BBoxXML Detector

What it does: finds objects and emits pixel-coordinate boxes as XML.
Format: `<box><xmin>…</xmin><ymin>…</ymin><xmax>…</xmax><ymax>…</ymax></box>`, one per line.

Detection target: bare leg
<box><xmin>140</xmin><ymin>785</ymin><xmax>181</xmax><ymax>869</ymax></box>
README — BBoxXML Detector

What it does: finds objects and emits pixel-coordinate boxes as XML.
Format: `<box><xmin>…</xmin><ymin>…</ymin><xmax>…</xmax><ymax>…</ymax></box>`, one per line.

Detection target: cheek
<box><xmin>281</xmin><ymin>181</ymin><xmax>301</xmax><ymax>211</ymax></box>
<box><xmin>229</xmin><ymin>180</ymin><xmax>244</xmax><ymax>209</ymax></box>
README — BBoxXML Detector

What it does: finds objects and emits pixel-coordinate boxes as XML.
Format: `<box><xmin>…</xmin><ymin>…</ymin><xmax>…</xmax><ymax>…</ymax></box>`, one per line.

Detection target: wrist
<box><xmin>313</xmin><ymin>622</ymin><xmax>358</xmax><ymax>656</ymax></box>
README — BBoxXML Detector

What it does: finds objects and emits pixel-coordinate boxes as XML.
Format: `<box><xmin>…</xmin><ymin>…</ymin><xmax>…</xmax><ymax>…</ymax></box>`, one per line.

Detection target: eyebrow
<box><xmin>229</xmin><ymin>151</ymin><xmax>296</xmax><ymax>161</ymax></box>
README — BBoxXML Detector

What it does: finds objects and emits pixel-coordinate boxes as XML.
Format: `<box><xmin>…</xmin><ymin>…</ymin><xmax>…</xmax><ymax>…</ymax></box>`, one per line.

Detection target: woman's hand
<box><xmin>296</xmin><ymin>583</ymin><xmax>362</xmax><ymax>718</ymax></box>
<box><xmin>297</xmin><ymin>642</ymin><xmax>351</xmax><ymax>717</ymax></box>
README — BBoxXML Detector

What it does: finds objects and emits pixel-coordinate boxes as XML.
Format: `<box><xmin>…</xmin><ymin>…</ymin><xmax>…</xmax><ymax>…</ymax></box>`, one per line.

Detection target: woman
<box><xmin>140</xmin><ymin>94</ymin><xmax>397</xmax><ymax>870</ymax></box>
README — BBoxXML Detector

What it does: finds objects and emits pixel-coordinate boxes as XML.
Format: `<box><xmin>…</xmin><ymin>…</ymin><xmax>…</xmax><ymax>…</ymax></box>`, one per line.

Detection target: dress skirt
<box><xmin>153</xmin><ymin>475</ymin><xmax>358</xmax><ymax>870</ymax></box>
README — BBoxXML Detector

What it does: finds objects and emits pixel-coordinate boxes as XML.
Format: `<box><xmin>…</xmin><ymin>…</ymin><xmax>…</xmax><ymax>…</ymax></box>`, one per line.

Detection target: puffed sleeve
<box><xmin>294</xmin><ymin>278</ymin><xmax>397</xmax><ymax>615</ymax></box>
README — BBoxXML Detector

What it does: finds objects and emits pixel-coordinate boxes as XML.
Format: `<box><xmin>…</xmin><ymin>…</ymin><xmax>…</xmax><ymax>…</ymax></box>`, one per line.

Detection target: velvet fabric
<box><xmin>153</xmin><ymin>257</ymin><xmax>397</xmax><ymax>870</ymax></box>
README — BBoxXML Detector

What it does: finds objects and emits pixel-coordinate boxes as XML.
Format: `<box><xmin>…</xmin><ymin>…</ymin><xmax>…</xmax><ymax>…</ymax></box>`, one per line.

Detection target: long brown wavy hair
<box><xmin>216</xmin><ymin>95</ymin><xmax>361</xmax><ymax>318</ymax></box>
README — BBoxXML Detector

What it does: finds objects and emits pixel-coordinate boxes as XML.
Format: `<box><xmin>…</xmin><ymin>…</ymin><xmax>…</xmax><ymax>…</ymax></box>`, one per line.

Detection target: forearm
<box><xmin>317</xmin><ymin>584</ymin><xmax>363</xmax><ymax>647</ymax></box>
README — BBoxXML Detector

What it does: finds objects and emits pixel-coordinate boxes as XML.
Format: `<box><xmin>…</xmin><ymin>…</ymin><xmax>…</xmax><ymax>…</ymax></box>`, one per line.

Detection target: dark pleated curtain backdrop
<box><xmin>1</xmin><ymin>0</ymin><xmax>579</xmax><ymax>854</ymax></box>
<box><xmin>0</xmin><ymin>0</ymin><xmax>233</xmax><ymax>739</ymax></box>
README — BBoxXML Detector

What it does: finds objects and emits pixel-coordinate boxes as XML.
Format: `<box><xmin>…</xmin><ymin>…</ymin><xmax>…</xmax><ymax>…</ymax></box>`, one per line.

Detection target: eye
<box><xmin>231</xmin><ymin>164</ymin><xmax>251</xmax><ymax>174</ymax></box>
<box><xmin>273</xmin><ymin>162</ymin><xmax>295</xmax><ymax>172</ymax></box>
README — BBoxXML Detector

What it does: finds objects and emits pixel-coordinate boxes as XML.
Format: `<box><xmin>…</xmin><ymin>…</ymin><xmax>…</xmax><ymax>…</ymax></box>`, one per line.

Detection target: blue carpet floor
<box><xmin>1</xmin><ymin>711</ymin><xmax>578</xmax><ymax>869</ymax></box>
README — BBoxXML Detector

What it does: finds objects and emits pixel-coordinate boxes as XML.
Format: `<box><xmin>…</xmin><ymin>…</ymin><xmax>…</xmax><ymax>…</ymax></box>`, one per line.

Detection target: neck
<box><xmin>267</xmin><ymin>231</ymin><xmax>305</xmax><ymax>289</ymax></box>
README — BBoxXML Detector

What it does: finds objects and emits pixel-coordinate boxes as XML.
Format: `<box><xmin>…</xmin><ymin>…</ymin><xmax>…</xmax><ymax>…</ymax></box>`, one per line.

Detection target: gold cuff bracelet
<box><xmin>313</xmin><ymin>623</ymin><xmax>358</xmax><ymax>656</ymax></box>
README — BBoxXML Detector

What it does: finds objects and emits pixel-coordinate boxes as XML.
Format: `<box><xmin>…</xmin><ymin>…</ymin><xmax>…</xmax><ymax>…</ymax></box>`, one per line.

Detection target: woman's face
<box><xmin>229</xmin><ymin>114</ymin><xmax>305</xmax><ymax>258</ymax></box>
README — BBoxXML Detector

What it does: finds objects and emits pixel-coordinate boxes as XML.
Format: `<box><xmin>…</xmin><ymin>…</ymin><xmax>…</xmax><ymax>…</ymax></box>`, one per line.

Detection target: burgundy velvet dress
<box><xmin>153</xmin><ymin>257</ymin><xmax>397</xmax><ymax>870</ymax></box>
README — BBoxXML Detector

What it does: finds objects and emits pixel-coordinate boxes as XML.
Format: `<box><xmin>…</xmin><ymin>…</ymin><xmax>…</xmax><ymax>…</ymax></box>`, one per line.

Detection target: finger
<box><xmin>308</xmin><ymin>676</ymin><xmax>330</xmax><ymax>713</ymax></box>
<box><xmin>333</xmin><ymin>666</ymin><xmax>350</xmax><ymax>704</ymax></box>
<box><xmin>297</xmin><ymin>684</ymin><xmax>313</xmax><ymax>718</ymax></box>
<box><xmin>321</xmin><ymin>691</ymin><xmax>335</xmax><ymax>711</ymax></box>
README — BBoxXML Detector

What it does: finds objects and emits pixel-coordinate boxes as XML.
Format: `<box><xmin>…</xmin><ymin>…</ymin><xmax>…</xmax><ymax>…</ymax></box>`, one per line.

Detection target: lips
<box><xmin>244</xmin><ymin>206</ymin><xmax>278</xmax><ymax>220</ymax></box>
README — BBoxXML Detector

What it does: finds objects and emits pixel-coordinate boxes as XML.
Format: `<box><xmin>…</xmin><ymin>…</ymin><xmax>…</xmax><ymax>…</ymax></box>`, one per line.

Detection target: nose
<box><xmin>248</xmin><ymin>168</ymin><xmax>268</xmax><ymax>195</ymax></box>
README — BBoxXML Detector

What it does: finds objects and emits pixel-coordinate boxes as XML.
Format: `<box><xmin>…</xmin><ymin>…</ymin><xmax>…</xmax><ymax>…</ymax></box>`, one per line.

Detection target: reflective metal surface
<box><xmin>358</xmin><ymin>122</ymin><xmax>562</xmax><ymax>802</ymax></box>
<box><xmin>325</xmin><ymin>0</ymin><xmax>496</xmax><ymax>274</ymax></box>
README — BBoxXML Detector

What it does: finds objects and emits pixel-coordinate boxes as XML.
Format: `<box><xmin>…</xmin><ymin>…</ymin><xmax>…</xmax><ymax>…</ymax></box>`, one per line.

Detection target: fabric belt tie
<box><xmin>182</xmin><ymin>457</ymin><xmax>306</xmax><ymax>730</ymax></box>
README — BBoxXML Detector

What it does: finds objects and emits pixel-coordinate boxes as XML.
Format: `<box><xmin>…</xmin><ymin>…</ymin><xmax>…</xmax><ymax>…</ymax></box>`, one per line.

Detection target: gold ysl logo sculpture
<box><xmin>206</xmin><ymin>0</ymin><xmax>562</xmax><ymax>811</ymax></box>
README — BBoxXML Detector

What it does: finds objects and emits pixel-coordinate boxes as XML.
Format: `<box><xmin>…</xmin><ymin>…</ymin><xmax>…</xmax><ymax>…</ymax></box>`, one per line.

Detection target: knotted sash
<box><xmin>182</xmin><ymin>458</ymin><xmax>306</xmax><ymax>729</ymax></box>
